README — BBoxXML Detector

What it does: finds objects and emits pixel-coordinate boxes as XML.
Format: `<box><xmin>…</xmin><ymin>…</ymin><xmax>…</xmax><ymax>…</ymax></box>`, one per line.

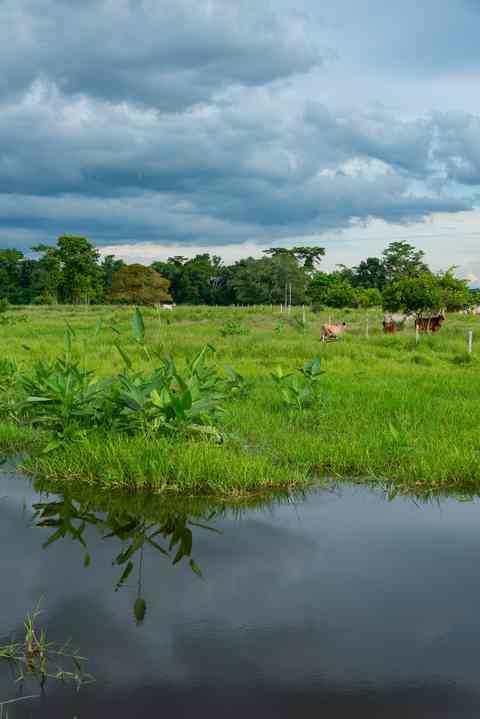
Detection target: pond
<box><xmin>2</xmin><ymin>467</ymin><xmax>480</xmax><ymax>717</ymax></box>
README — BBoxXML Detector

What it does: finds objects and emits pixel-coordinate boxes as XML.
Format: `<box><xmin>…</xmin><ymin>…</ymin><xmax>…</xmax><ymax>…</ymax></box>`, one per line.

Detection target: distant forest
<box><xmin>0</xmin><ymin>235</ymin><xmax>477</xmax><ymax>311</ymax></box>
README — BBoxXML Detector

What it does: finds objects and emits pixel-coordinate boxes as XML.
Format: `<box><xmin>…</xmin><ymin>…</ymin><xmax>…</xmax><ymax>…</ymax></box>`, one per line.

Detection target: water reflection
<box><xmin>5</xmin><ymin>473</ymin><xmax>480</xmax><ymax>717</ymax></box>
<box><xmin>30</xmin><ymin>479</ymin><xmax>294</xmax><ymax>626</ymax></box>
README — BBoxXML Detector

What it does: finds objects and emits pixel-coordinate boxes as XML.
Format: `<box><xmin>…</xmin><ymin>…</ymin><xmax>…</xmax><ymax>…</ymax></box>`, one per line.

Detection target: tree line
<box><xmin>0</xmin><ymin>235</ymin><xmax>476</xmax><ymax>315</ymax></box>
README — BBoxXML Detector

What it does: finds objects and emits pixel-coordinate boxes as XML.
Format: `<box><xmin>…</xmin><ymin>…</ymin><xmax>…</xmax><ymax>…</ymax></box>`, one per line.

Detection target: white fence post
<box><xmin>468</xmin><ymin>330</ymin><xmax>473</xmax><ymax>354</ymax></box>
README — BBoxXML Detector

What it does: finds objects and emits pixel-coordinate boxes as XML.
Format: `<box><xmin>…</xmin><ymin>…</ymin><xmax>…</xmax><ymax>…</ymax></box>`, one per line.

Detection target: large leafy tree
<box><xmin>229</xmin><ymin>254</ymin><xmax>307</xmax><ymax>305</ymax></box>
<box><xmin>382</xmin><ymin>241</ymin><xmax>428</xmax><ymax>283</ymax></box>
<box><xmin>352</xmin><ymin>257</ymin><xmax>387</xmax><ymax>290</ymax></box>
<box><xmin>152</xmin><ymin>254</ymin><xmax>233</xmax><ymax>305</ymax></box>
<box><xmin>31</xmin><ymin>244</ymin><xmax>63</xmax><ymax>304</ymax></box>
<box><xmin>110</xmin><ymin>264</ymin><xmax>172</xmax><ymax>305</ymax></box>
<box><xmin>32</xmin><ymin>236</ymin><xmax>103</xmax><ymax>304</ymax></box>
<box><xmin>57</xmin><ymin>235</ymin><xmax>103</xmax><ymax>304</ymax></box>
<box><xmin>382</xmin><ymin>271</ymin><xmax>471</xmax><ymax>317</ymax></box>
<box><xmin>0</xmin><ymin>249</ymin><xmax>25</xmax><ymax>303</ymax></box>
<box><xmin>291</xmin><ymin>246</ymin><xmax>325</xmax><ymax>275</ymax></box>
<box><xmin>101</xmin><ymin>255</ymin><xmax>125</xmax><ymax>292</ymax></box>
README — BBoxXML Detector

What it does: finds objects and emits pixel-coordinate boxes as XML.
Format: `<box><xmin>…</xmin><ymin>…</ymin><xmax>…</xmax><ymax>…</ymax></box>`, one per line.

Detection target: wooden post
<box><xmin>468</xmin><ymin>330</ymin><xmax>473</xmax><ymax>354</ymax></box>
<box><xmin>280</xmin><ymin>304</ymin><xmax>283</xmax><ymax>313</ymax></box>
<box><xmin>415</xmin><ymin>325</ymin><xmax>420</xmax><ymax>345</ymax></box>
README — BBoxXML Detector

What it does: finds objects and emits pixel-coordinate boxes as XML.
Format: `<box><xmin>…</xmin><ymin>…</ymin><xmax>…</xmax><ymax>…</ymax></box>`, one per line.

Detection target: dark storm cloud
<box><xmin>1</xmin><ymin>0</ymin><xmax>480</xmax><ymax>252</ymax></box>
<box><xmin>1</xmin><ymin>0</ymin><xmax>323</xmax><ymax>111</ymax></box>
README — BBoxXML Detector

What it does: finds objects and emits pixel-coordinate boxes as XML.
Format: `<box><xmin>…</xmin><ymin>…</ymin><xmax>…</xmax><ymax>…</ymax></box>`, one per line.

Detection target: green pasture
<box><xmin>1</xmin><ymin>303</ymin><xmax>479</xmax><ymax>496</ymax></box>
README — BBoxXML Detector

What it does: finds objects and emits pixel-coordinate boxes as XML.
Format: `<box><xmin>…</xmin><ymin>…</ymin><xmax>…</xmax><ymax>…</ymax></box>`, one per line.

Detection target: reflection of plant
<box><xmin>0</xmin><ymin>601</ymin><xmax>92</xmax><ymax>690</ymax></box>
<box><xmin>271</xmin><ymin>357</ymin><xmax>324</xmax><ymax>410</ymax></box>
<box><xmin>32</xmin><ymin>493</ymin><xmax>217</xmax><ymax>624</ymax></box>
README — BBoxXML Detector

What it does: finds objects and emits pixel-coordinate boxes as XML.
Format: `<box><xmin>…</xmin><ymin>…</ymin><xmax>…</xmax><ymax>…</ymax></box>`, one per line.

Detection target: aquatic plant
<box><xmin>0</xmin><ymin>601</ymin><xmax>92</xmax><ymax>690</ymax></box>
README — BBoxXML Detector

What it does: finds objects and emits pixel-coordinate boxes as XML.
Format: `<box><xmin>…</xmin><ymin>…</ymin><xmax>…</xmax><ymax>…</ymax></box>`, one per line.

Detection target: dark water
<box><xmin>2</xmin><ymin>471</ymin><xmax>480</xmax><ymax>717</ymax></box>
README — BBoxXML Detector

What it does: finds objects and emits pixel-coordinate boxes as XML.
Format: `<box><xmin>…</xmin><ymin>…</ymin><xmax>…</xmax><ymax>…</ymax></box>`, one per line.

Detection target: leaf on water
<box><xmin>83</xmin><ymin>553</ymin><xmax>91</xmax><ymax>568</ymax></box>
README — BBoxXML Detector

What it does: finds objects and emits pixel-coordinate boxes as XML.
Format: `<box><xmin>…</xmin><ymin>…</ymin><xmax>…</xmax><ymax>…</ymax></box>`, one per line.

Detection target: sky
<box><xmin>2</xmin><ymin>0</ymin><xmax>480</xmax><ymax>280</ymax></box>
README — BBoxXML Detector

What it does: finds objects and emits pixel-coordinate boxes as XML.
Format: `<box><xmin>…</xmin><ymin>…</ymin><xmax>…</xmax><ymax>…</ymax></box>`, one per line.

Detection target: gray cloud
<box><xmin>1</xmin><ymin>0</ymin><xmax>323</xmax><ymax>111</ymax></box>
<box><xmin>1</xmin><ymin>0</ymin><xmax>480</xmax><ymax>256</ymax></box>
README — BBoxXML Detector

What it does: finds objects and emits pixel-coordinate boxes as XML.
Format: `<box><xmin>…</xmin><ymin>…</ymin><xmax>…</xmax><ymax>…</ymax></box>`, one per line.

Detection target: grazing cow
<box><xmin>160</xmin><ymin>303</ymin><xmax>176</xmax><ymax>310</ymax></box>
<box><xmin>415</xmin><ymin>313</ymin><xmax>445</xmax><ymax>333</ymax></box>
<box><xmin>382</xmin><ymin>319</ymin><xmax>396</xmax><ymax>334</ymax></box>
<box><xmin>321</xmin><ymin>322</ymin><xmax>347</xmax><ymax>341</ymax></box>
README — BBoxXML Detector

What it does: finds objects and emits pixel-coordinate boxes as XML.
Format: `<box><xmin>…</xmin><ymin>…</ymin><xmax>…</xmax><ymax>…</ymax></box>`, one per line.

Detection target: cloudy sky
<box><xmin>2</xmin><ymin>0</ymin><xmax>480</xmax><ymax>279</ymax></box>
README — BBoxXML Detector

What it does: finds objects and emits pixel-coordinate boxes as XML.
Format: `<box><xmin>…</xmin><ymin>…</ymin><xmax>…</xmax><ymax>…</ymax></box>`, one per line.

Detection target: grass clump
<box><xmin>0</xmin><ymin>601</ymin><xmax>91</xmax><ymax>690</ymax></box>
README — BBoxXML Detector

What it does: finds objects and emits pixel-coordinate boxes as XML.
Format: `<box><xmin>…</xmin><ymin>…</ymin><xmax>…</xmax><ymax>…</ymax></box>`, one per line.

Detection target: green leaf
<box><xmin>114</xmin><ymin>342</ymin><xmax>132</xmax><ymax>369</ymax></box>
<box><xmin>83</xmin><ymin>553</ymin><xmax>91</xmax><ymax>568</ymax></box>
<box><xmin>42</xmin><ymin>440</ymin><xmax>62</xmax><ymax>454</ymax></box>
<box><xmin>115</xmin><ymin>560</ymin><xmax>134</xmax><ymax>590</ymax></box>
<box><xmin>189</xmin><ymin>559</ymin><xmax>203</xmax><ymax>578</ymax></box>
<box><xmin>64</xmin><ymin>328</ymin><xmax>72</xmax><ymax>357</ymax></box>
<box><xmin>132</xmin><ymin>306</ymin><xmax>145</xmax><ymax>344</ymax></box>
<box><xmin>134</xmin><ymin>597</ymin><xmax>146</xmax><ymax>624</ymax></box>
<box><xmin>94</xmin><ymin>319</ymin><xmax>103</xmax><ymax>337</ymax></box>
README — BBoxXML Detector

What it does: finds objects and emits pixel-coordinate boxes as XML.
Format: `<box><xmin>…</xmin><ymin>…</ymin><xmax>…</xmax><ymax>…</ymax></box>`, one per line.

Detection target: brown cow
<box><xmin>415</xmin><ymin>313</ymin><xmax>445</xmax><ymax>333</ymax></box>
<box><xmin>321</xmin><ymin>322</ymin><xmax>347</xmax><ymax>341</ymax></box>
<box><xmin>382</xmin><ymin>319</ymin><xmax>396</xmax><ymax>334</ymax></box>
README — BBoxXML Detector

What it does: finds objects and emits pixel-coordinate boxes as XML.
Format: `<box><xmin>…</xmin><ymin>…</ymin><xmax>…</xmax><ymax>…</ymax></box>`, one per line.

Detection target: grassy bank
<box><xmin>1</xmin><ymin>303</ymin><xmax>480</xmax><ymax>495</ymax></box>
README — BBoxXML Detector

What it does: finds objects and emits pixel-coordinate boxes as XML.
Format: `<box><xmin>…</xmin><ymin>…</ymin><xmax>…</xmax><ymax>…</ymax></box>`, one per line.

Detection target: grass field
<box><xmin>1</xmin><ymin>303</ymin><xmax>480</xmax><ymax>496</ymax></box>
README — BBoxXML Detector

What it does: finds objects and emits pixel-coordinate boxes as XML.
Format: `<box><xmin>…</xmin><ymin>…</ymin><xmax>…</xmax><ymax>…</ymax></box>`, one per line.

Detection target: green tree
<box><xmin>291</xmin><ymin>246</ymin><xmax>325</xmax><ymax>275</ymax></box>
<box><xmin>437</xmin><ymin>270</ymin><xmax>472</xmax><ymax>311</ymax></box>
<box><xmin>0</xmin><ymin>249</ymin><xmax>25</xmax><ymax>303</ymax></box>
<box><xmin>110</xmin><ymin>264</ymin><xmax>172</xmax><ymax>305</ymax></box>
<box><xmin>355</xmin><ymin>287</ymin><xmax>383</xmax><ymax>308</ymax></box>
<box><xmin>352</xmin><ymin>257</ymin><xmax>387</xmax><ymax>290</ymax></box>
<box><xmin>308</xmin><ymin>272</ymin><xmax>358</xmax><ymax>308</ymax></box>
<box><xmin>307</xmin><ymin>272</ymin><xmax>337</xmax><ymax>305</ymax></box>
<box><xmin>230</xmin><ymin>254</ymin><xmax>307</xmax><ymax>305</ymax></box>
<box><xmin>152</xmin><ymin>254</ymin><xmax>233</xmax><ymax>305</ymax></box>
<box><xmin>31</xmin><ymin>244</ymin><xmax>63</xmax><ymax>304</ymax></box>
<box><xmin>56</xmin><ymin>235</ymin><xmax>103</xmax><ymax>304</ymax></box>
<box><xmin>382</xmin><ymin>241</ymin><xmax>428</xmax><ymax>283</ymax></box>
<box><xmin>101</xmin><ymin>255</ymin><xmax>125</xmax><ymax>292</ymax></box>
<box><xmin>381</xmin><ymin>270</ymin><xmax>469</xmax><ymax>317</ymax></box>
